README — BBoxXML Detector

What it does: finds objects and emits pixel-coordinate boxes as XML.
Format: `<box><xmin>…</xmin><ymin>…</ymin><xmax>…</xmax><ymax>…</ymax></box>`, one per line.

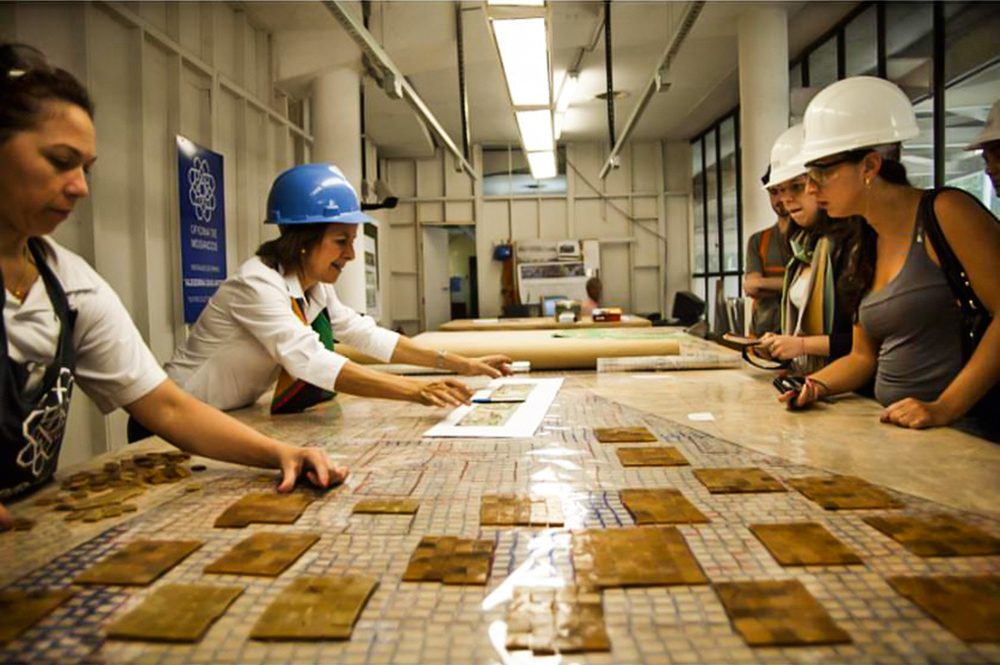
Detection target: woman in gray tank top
<box><xmin>780</xmin><ymin>77</ymin><xmax>999</xmax><ymax>440</ymax></box>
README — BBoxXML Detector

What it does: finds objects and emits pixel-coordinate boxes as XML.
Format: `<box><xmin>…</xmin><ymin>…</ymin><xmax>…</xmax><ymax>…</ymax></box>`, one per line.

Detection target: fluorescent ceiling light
<box><xmin>555</xmin><ymin>73</ymin><xmax>578</xmax><ymax>114</ymax></box>
<box><xmin>492</xmin><ymin>18</ymin><xmax>550</xmax><ymax>107</ymax></box>
<box><xmin>527</xmin><ymin>151</ymin><xmax>557</xmax><ymax>180</ymax></box>
<box><xmin>487</xmin><ymin>0</ymin><xmax>545</xmax><ymax>5</ymax></box>
<box><xmin>516</xmin><ymin>110</ymin><xmax>554</xmax><ymax>152</ymax></box>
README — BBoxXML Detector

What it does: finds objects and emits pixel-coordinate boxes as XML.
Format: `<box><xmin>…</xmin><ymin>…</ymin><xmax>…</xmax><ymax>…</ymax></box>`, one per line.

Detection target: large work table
<box><xmin>438</xmin><ymin>314</ymin><xmax>652</xmax><ymax>332</ymax></box>
<box><xmin>3</xmin><ymin>333</ymin><xmax>998</xmax><ymax>664</ymax></box>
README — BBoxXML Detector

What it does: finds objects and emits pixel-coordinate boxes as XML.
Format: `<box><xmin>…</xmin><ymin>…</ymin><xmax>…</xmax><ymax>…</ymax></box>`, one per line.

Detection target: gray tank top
<box><xmin>858</xmin><ymin>211</ymin><xmax>963</xmax><ymax>406</ymax></box>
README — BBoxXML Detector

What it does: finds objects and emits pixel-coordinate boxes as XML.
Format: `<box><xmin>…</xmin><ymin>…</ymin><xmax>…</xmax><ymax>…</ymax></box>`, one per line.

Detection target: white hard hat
<box><xmin>798</xmin><ymin>76</ymin><xmax>919</xmax><ymax>166</ymax></box>
<box><xmin>761</xmin><ymin>124</ymin><xmax>806</xmax><ymax>191</ymax></box>
<box><xmin>965</xmin><ymin>99</ymin><xmax>1000</xmax><ymax>150</ymax></box>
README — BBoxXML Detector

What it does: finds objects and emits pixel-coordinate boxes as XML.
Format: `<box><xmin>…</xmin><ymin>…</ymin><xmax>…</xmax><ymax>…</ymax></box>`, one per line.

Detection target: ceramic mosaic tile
<box><xmin>401</xmin><ymin>536</ymin><xmax>495</xmax><ymax>585</ymax></box>
<box><xmin>479</xmin><ymin>494</ymin><xmax>563</xmax><ymax>526</ymax></box>
<box><xmin>505</xmin><ymin>586</ymin><xmax>611</xmax><ymax>654</ymax></box>
<box><xmin>3</xmin><ymin>378</ymin><xmax>998</xmax><ymax>665</ymax></box>
<box><xmin>593</xmin><ymin>426</ymin><xmax>657</xmax><ymax>443</ymax></box>
<box><xmin>714</xmin><ymin>580</ymin><xmax>852</xmax><ymax>646</ymax></box>
<box><xmin>250</xmin><ymin>575</ymin><xmax>378</xmax><ymax>640</ymax></box>
<box><xmin>615</xmin><ymin>446</ymin><xmax>689</xmax><ymax>467</ymax></box>
<box><xmin>788</xmin><ymin>475</ymin><xmax>904</xmax><ymax>510</ymax></box>
<box><xmin>351</xmin><ymin>499</ymin><xmax>420</xmax><ymax>514</ymax></box>
<box><xmin>750</xmin><ymin>523</ymin><xmax>863</xmax><ymax>566</ymax></box>
<box><xmin>0</xmin><ymin>588</ymin><xmax>75</xmax><ymax>644</ymax></box>
<box><xmin>213</xmin><ymin>492</ymin><xmax>316</xmax><ymax>528</ymax></box>
<box><xmin>75</xmin><ymin>540</ymin><xmax>203</xmax><ymax>586</ymax></box>
<box><xmin>619</xmin><ymin>489</ymin><xmax>708</xmax><ymax>524</ymax></box>
<box><xmin>572</xmin><ymin>526</ymin><xmax>708</xmax><ymax>587</ymax></box>
<box><xmin>203</xmin><ymin>532</ymin><xmax>320</xmax><ymax>576</ymax></box>
<box><xmin>693</xmin><ymin>468</ymin><xmax>786</xmax><ymax>493</ymax></box>
<box><xmin>887</xmin><ymin>576</ymin><xmax>1000</xmax><ymax>642</ymax></box>
<box><xmin>864</xmin><ymin>514</ymin><xmax>1000</xmax><ymax>557</ymax></box>
<box><xmin>105</xmin><ymin>584</ymin><xmax>243</xmax><ymax>642</ymax></box>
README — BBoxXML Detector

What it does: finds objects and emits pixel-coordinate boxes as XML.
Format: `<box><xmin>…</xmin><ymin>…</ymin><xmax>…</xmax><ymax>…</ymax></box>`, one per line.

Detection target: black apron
<box><xmin>0</xmin><ymin>239</ymin><xmax>77</xmax><ymax>500</ymax></box>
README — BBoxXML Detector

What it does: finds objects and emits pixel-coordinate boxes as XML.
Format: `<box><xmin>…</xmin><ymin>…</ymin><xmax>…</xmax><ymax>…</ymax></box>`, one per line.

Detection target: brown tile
<box><xmin>750</xmin><ymin>523</ymin><xmax>863</xmax><ymax>566</ymax></box>
<box><xmin>480</xmin><ymin>495</ymin><xmax>563</xmax><ymax>526</ymax></box>
<box><xmin>250</xmin><ymin>575</ymin><xmax>379</xmax><ymax>641</ymax></box>
<box><xmin>505</xmin><ymin>586</ymin><xmax>611</xmax><ymax>654</ymax></box>
<box><xmin>0</xmin><ymin>588</ymin><xmax>75</xmax><ymax>645</ymax></box>
<box><xmin>788</xmin><ymin>475</ymin><xmax>902</xmax><ymax>510</ymax></box>
<box><xmin>203</xmin><ymin>532</ymin><xmax>320</xmax><ymax>576</ymax></box>
<box><xmin>714</xmin><ymin>580</ymin><xmax>851</xmax><ymax>646</ymax></box>
<box><xmin>213</xmin><ymin>492</ymin><xmax>315</xmax><ymax>528</ymax></box>
<box><xmin>75</xmin><ymin>540</ymin><xmax>203</xmax><ymax>586</ymax></box>
<box><xmin>106</xmin><ymin>584</ymin><xmax>243</xmax><ymax>642</ymax></box>
<box><xmin>863</xmin><ymin>514</ymin><xmax>1000</xmax><ymax>557</ymax></box>
<box><xmin>352</xmin><ymin>499</ymin><xmax>420</xmax><ymax>515</ymax></box>
<box><xmin>572</xmin><ymin>526</ymin><xmax>707</xmax><ymax>587</ymax></box>
<box><xmin>887</xmin><ymin>576</ymin><xmax>1000</xmax><ymax>642</ymax></box>
<box><xmin>593</xmin><ymin>427</ymin><xmax>657</xmax><ymax>443</ymax></box>
<box><xmin>616</xmin><ymin>447</ymin><xmax>689</xmax><ymax>467</ymax></box>
<box><xmin>620</xmin><ymin>489</ymin><xmax>708</xmax><ymax>525</ymax></box>
<box><xmin>402</xmin><ymin>536</ymin><xmax>495</xmax><ymax>585</ymax></box>
<box><xmin>693</xmin><ymin>468</ymin><xmax>786</xmax><ymax>493</ymax></box>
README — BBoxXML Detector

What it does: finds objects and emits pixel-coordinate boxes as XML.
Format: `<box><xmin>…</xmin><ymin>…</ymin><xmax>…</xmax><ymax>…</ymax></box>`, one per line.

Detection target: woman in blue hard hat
<box><xmin>780</xmin><ymin>77</ymin><xmax>998</xmax><ymax>439</ymax></box>
<box><xmin>0</xmin><ymin>43</ymin><xmax>344</xmax><ymax>530</ymax></box>
<box><xmin>162</xmin><ymin>163</ymin><xmax>511</xmax><ymax>418</ymax></box>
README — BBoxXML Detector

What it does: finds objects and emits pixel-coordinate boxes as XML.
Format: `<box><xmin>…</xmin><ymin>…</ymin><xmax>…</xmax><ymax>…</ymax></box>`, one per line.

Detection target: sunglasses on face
<box><xmin>806</xmin><ymin>150</ymin><xmax>870</xmax><ymax>185</ymax></box>
<box><xmin>768</xmin><ymin>179</ymin><xmax>808</xmax><ymax>197</ymax></box>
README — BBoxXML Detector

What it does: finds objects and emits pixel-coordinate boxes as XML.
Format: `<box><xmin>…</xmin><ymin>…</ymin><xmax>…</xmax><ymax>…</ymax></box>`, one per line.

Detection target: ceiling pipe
<box><xmin>322</xmin><ymin>0</ymin><xmax>478</xmax><ymax>179</ymax></box>
<box><xmin>455</xmin><ymin>2</ymin><xmax>471</xmax><ymax>161</ymax></box>
<box><xmin>598</xmin><ymin>1</ymin><xmax>705</xmax><ymax>179</ymax></box>
<box><xmin>603</xmin><ymin>0</ymin><xmax>615</xmax><ymax>149</ymax></box>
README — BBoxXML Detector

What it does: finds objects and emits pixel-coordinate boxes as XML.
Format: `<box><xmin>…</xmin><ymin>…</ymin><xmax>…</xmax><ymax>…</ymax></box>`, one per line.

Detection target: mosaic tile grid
<box><xmin>0</xmin><ymin>375</ymin><xmax>998</xmax><ymax>664</ymax></box>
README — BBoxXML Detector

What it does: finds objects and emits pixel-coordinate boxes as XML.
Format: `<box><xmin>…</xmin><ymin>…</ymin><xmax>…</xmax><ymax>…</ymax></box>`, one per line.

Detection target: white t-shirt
<box><xmin>164</xmin><ymin>256</ymin><xmax>400</xmax><ymax>411</ymax></box>
<box><xmin>3</xmin><ymin>238</ymin><xmax>167</xmax><ymax>413</ymax></box>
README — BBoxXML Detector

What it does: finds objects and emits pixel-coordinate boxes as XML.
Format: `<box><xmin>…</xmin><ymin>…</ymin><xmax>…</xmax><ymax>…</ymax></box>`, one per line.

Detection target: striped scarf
<box><xmin>781</xmin><ymin>231</ymin><xmax>836</xmax><ymax>374</ymax></box>
<box><xmin>270</xmin><ymin>297</ymin><xmax>337</xmax><ymax>414</ymax></box>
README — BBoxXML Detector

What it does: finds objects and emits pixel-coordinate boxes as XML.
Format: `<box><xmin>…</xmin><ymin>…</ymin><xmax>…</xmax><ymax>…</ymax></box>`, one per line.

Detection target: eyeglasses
<box><xmin>768</xmin><ymin>178</ymin><xmax>808</xmax><ymax>197</ymax></box>
<box><xmin>806</xmin><ymin>151</ymin><xmax>868</xmax><ymax>185</ymax></box>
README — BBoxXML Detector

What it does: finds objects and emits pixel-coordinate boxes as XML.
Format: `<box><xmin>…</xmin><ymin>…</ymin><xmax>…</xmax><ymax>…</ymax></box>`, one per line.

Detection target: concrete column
<box><xmin>738</xmin><ymin>7</ymin><xmax>789</xmax><ymax>242</ymax></box>
<box><xmin>311</xmin><ymin>67</ymin><xmax>367</xmax><ymax>313</ymax></box>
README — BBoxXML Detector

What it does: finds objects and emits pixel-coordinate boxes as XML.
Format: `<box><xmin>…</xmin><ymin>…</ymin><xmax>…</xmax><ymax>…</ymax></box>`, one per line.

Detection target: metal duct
<box><xmin>598</xmin><ymin>1</ymin><xmax>705</xmax><ymax>179</ymax></box>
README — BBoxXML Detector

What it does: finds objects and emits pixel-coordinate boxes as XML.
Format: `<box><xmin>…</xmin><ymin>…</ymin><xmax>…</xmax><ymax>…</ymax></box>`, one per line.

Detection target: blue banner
<box><xmin>177</xmin><ymin>136</ymin><xmax>227</xmax><ymax>323</ymax></box>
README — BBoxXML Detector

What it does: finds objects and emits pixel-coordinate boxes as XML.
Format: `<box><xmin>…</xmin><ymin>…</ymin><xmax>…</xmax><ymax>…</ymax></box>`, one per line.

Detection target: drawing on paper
<box><xmin>457</xmin><ymin>403</ymin><xmax>520</xmax><ymax>427</ymax></box>
<box><xmin>484</xmin><ymin>384</ymin><xmax>535</xmax><ymax>403</ymax></box>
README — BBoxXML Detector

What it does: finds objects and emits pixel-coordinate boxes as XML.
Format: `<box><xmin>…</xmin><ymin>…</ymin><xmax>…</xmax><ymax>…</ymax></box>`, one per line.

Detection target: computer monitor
<box><xmin>541</xmin><ymin>295</ymin><xmax>566</xmax><ymax>317</ymax></box>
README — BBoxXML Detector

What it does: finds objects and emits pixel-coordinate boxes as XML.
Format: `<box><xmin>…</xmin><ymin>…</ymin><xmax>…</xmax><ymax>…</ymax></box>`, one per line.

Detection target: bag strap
<box><xmin>920</xmin><ymin>188</ymin><xmax>987</xmax><ymax>316</ymax></box>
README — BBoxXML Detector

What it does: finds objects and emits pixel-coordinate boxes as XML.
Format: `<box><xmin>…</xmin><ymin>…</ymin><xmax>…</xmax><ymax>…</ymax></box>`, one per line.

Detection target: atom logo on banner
<box><xmin>187</xmin><ymin>155</ymin><xmax>217</xmax><ymax>223</ymax></box>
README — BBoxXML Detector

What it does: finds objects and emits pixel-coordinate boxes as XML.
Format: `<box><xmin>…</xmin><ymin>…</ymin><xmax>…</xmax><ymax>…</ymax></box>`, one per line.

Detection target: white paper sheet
<box><xmin>423</xmin><ymin>378</ymin><xmax>563</xmax><ymax>438</ymax></box>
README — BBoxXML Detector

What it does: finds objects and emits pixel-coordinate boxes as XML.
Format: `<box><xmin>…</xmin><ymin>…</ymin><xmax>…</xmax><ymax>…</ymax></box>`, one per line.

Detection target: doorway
<box><xmin>421</xmin><ymin>225</ymin><xmax>477</xmax><ymax>331</ymax></box>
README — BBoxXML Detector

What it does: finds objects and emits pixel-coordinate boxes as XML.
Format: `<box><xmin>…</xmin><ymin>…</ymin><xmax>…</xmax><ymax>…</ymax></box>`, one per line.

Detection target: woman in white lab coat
<box><xmin>162</xmin><ymin>163</ymin><xmax>511</xmax><ymax>420</ymax></box>
<box><xmin>0</xmin><ymin>43</ymin><xmax>345</xmax><ymax>529</ymax></box>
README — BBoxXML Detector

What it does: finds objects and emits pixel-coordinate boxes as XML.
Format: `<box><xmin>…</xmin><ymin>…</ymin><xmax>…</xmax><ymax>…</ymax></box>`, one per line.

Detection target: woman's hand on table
<box><xmin>880</xmin><ymin>398</ymin><xmax>954</xmax><ymax>430</ymax></box>
<box><xmin>275</xmin><ymin>444</ymin><xmax>349</xmax><ymax>493</ymax></box>
<box><xmin>461</xmin><ymin>354</ymin><xmax>514</xmax><ymax>378</ymax></box>
<box><xmin>758</xmin><ymin>333</ymin><xmax>805</xmax><ymax>360</ymax></box>
<box><xmin>408</xmin><ymin>378</ymin><xmax>474</xmax><ymax>407</ymax></box>
<box><xmin>777</xmin><ymin>376</ymin><xmax>829</xmax><ymax>410</ymax></box>
<box><xmin>0</xmin><ymin>503</ymin><xmax>12</xmax><ymax>531</ymax></box>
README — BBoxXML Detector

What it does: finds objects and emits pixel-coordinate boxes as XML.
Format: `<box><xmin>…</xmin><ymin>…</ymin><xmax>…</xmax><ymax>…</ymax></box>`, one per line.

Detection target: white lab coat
<box><xmin>164</xmin><ymin>256</ymin><xmax>400</xmax><ymax>411</ymax></box>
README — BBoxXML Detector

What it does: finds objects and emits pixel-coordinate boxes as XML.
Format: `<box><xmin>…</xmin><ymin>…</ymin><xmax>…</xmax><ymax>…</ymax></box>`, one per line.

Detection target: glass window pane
<box><xmin>808</xmin><ymin>37</ymin><xmax>838</xmax><ymax>88</ymax></box>
<box><xmin>944</xmin><ymin>2</ymin><xmax>1000</xmax><ymax>83</ymax></box>
<box><xmin>692</xmin><ymin>139</ymin><xmax>705</xmax><ymax>274</ymax></box>
<box><xmin>945</xmin><ymin>62</ymin><xmax>1000</xmax><ymax>215</ymax></box>
<box><xmin>705</xmin><ymin>130</ymin><xmax>720</xmax><ymax>275</ymax></box>
<box><xmin>844</xmin><ymin>6</ymin><xmax>877</xmax><ymax>77</ymax></box>
<box><xmin>887</xmin><ymin>2</ymin><xmax>934</xmax><ymax>188</ymax></box>
<box><xmin>719</xmin><ymin>117</ymin><xmax>739</xmax><ymax>273</ymax></box>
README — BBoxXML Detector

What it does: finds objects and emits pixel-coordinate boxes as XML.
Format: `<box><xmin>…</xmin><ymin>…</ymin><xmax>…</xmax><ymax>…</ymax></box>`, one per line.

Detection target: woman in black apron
<box><xmin>0</xmin><ymin>43</ymin><xmax>346</xmax><ymax>528</ymax></box>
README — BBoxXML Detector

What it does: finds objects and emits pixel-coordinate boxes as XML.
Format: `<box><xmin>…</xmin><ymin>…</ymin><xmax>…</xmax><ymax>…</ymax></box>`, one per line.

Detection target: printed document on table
<box><xmin>424</xmin><ymin>378</ymin><xmax>563</xmax><ymax>438</ymax></box>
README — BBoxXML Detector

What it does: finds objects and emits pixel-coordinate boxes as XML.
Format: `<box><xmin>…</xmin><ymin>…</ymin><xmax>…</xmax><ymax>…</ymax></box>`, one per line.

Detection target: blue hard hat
<box><xmin>265</xmin><ymin>163</ymin><xmax>372</xmax><ymax>225</ymax></box>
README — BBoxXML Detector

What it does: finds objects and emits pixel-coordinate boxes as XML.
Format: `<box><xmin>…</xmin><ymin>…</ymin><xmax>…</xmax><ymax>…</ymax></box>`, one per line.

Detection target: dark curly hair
<box><xmin>1</xmin><ymin>43</ymin><xmax>94</xmax><ymax>144</ymax></box>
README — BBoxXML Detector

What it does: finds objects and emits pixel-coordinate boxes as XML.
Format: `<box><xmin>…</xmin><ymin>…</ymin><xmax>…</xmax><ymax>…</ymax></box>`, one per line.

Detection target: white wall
<box><xmin>382</xmin><ymin>141</ymin><xmax>691</xmax><ymax>331</ymax></box>
<box><xmin>3</xmin><ymin>2</ymin><xmax>311</xmax><ymax>463</ymax></box>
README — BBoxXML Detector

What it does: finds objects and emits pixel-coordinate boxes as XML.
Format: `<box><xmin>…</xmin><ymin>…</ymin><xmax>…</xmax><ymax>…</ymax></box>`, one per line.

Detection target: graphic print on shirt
<box><xmin>17</xmin><ymin>367</ymin><xmax>74</xmax><ymax>478</ymax></box>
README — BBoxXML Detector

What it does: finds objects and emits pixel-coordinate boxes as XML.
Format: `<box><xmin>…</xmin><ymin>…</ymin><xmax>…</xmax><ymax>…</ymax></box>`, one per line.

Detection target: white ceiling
<box><xmin>244</xmin><ymin>1</ymin><xmax>860</xmax><ymax>158</ymax></box>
